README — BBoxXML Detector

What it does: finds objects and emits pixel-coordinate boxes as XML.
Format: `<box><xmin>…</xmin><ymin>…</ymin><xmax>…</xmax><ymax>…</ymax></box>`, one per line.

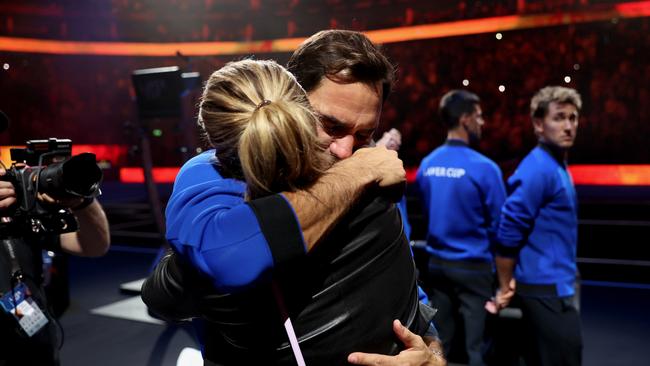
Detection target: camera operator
<box><xmin>0</xmin><ymin>167</ymin><xmax>110</xmax><ymax>365</ymax></box>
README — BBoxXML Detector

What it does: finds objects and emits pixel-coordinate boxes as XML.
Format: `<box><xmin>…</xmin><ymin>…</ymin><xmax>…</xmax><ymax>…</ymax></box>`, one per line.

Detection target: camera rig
<box><xmin>0</xmin><ymin>138</ymin><xmax>102</xmax><ymax>237</ymax></box>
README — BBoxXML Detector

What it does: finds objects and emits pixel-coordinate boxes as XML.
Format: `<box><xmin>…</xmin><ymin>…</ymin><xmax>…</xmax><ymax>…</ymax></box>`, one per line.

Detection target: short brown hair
<box><xmin>439</xmin><ymin>89</ymin><xmax>481</xmax><ymax>129</ymax></box>
<box><xmin>198</xmin><ymin>59</ymin><xmax>332</xmax><ymax>198</ymax></box>
<box><xmin>287</xmin><ymin>30</ymin><xmax>395</xmax><ymax>102</ymax></box>
<box><xmin>530</xmin><ymin>86</ymin><xmax>582</xmax><ymax>119</ymax></box>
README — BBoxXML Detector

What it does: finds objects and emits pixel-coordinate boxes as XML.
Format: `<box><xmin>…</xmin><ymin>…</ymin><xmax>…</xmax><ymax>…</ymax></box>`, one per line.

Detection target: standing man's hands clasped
<box><xmin>347</xmin><ymin>320</ymin><xmax>447</xmax><ymax>366</ymax></box>
<box><xmin>485</xmin><ymin>278</ymin><xmax>516</xmax><ymax>314</ymax></box>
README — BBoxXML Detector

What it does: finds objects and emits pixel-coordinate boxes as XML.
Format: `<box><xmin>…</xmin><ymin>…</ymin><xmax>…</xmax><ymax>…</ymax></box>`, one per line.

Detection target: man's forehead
<box><xmin>307</xmin><ymin>78</ymin><xmax>382</xmax><ymax>130</ymax></box>
<box><xmin>541</xmin><ymin>102</ymin><xmax>578</xmax><ymax>122</ymax></box>
<box><xmin>550</xmin><ymin>101</ymin><xmax>578</xmax><ymax>112</ymax></box>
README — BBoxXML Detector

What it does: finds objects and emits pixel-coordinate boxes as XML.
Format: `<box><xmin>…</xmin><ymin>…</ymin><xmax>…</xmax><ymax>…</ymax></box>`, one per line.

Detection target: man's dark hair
<box><xmin>439</xmin><ymin>89</ymin><xmax>480</xmax><ymax>129</ymax></box>
<box><xmin>287</xmin><ymin>30</ymin><xmax>395</xmax><ymax>102</ymax></box>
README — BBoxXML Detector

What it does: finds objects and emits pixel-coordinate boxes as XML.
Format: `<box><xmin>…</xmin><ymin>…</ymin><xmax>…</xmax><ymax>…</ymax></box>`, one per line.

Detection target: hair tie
<box><xmin>255</xmin><ymin>99</ymin><xmax>272</xmax><ymax>111</ymax></box>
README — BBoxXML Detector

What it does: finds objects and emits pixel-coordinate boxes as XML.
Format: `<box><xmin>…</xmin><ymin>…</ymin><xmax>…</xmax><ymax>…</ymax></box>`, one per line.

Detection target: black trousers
<box><xmin>423</xmin><ymin>264</ymin><xmax>493</xmax><ymax>366</ymax></box>
<box><xmin>519</xmin><ymin>296</ymin><xmax>583</xmax><ymax>366</ymax></box>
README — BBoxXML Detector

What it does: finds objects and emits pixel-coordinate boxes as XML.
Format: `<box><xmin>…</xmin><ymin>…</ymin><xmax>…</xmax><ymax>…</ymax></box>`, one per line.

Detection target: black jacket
<box><xmin>142</xmin><ymin>195</ymin><xmax>434</xmax><ymax>365</ymax></box>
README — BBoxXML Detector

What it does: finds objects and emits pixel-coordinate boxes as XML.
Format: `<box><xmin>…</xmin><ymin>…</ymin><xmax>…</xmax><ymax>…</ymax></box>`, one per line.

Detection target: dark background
<box><xmin>1</xmin><ymin>0</ymin><xmax>649</xmax><ymax>170</ymax></box>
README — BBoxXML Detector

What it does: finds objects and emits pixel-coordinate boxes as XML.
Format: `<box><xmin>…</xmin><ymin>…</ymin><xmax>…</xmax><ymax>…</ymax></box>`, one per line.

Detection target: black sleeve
<box><xmin>141</xmin><ymin>250</ymin><xmax>203</xmax><ymax>322</ymax></box>
<box><xmin>494</xmin><ymin>242</ymin><xmax>520</xmax><ymax>258</ymax></box>
<box><xmin>246</xmin><ymin>194</ymin><xmax>305</xmax><ymax>268</ymax></box>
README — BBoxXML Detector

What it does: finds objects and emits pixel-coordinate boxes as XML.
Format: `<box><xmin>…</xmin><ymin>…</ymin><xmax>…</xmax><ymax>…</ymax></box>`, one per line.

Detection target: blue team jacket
<box><xmin>165</xmin><ymin>150</ymin><xmax>305</xmax><ymax>292</ymax></box>
<box><xmin>165</xmin><ymin>150</ymin><xmax>430</xmax><ymax>302</ymax></box>
<box><xmin>415</xmin><ymin>140</ymin><xmax>506</xmax><ymax>265</ymax></box>
<box><xmin>497</xmin><ymin>145</ymin><xmax>578</xmax><ymax>298</ymax></box>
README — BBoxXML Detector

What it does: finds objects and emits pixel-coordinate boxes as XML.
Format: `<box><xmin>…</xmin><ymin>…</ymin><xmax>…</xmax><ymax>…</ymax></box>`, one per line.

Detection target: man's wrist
<box><xmin>333</xmin><ymin>153</ymin><xmax>377</xmax><ymax>186</ymax></box>
<box><xmin>424</xmin><ymin>336</ymin><xmax>445</xmax><ymax>361</ymax></box>
<box><xmin>72</xmin><ymin>197</ymin><xmax>94</xmax><ymax>211</ymax></box>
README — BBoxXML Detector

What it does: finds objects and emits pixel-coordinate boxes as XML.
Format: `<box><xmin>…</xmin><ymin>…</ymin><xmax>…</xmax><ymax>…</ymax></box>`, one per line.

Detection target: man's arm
<box><xmin>282</xmin><ymin>146</ymin><xmax>405</xmax><ymax>250</ymax></box>
<box><xmin>482</xmin><ymin>163</ymin><xmax>512</xmax><ymax>312</ymax></box>
<box><xmin>488</xmin><ymin>256</ymin><xmax>517</xmax><ymax>312</ymax></box>
<box><xmin>37</xmin><ymin>193</ymin><xmax>110</xmax><ymax>257</ymax></box>
<box><xmin>483</xmin><ymin>163</ymin><xmax>507</xmax><ymax>249</ymax></box>
<box><xmin>144</xmin><ymin>147</ymin><xmax>404</xmax><ymax>316</ymax></box>
<box><xmin>59</xmin><ymin>199</ymin><xmax>110</xmax><ymax>257</ymax></box>
<box><xmin>489</xmin><ymin>164</ymin><xmax>546</xmax><ymax>311</ymax></box>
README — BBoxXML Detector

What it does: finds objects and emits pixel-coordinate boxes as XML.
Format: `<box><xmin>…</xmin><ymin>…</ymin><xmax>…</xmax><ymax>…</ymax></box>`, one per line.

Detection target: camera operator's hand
<box><xmin>0</xmin><ymin>168</ymin><xmax>17</xmax><ymax>209</ymax></box>
<box><xmin>37</xmin><ymin>192</ymin><xmax>84</xmax><ymax>209</ymax></box>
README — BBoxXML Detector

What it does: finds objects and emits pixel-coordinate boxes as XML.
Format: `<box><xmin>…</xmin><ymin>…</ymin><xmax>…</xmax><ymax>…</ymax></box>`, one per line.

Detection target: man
<box><xmin>494</xmin><ymin>86</ymin><xmax>582</xmax><ymax>366</ymax></box>
<box><xmin>143</xmin><ymin>30</ymin><xmax>443</xmax><ymax>366</ymax></box>
<box><xmin>415</xmin><ymin>90</ymin><xmax>506</xmax><ymax>366</ymax></box>
<box><xmin>0</xmin><ymin>169</ymin><xmax>110</xmax><ymax>365</ymax></box>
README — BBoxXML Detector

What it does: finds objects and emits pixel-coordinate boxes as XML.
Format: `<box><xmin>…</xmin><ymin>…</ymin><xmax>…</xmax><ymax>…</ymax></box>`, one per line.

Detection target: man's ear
<box><xmin>532</xmin><ymin>117</ymin><xmax>544</xmax><ymax>136</ymax></box>
<box><xmin>458</xmin><ymin>113</ymin><xmax>470</xmax><ymax>130</ymax></box>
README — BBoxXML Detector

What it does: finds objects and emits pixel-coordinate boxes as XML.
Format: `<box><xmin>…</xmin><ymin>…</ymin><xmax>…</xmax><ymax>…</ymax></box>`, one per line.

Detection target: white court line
<box><xmin>90</xmin><ymin>296</ymin><xmax>164</xmax><ymax>325</ymax></box>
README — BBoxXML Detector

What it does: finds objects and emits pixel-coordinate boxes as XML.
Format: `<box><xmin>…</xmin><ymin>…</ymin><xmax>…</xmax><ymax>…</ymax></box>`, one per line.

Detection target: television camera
<box><xmin>0</xmin><ymin>138</ymin><xmax>102</xmax><ymax>238</ymax></box>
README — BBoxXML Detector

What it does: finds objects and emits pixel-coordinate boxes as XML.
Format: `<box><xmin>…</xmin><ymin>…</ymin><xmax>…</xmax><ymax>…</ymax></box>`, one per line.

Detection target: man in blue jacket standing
<box><xmin>415</xmin><ymin>90</ymin><xmax>506</xmax><ymax>366</ymax></box>
<box><xmin>494</xmin><ymin>86</ymin><xmax>582</xmax><ymax>366</ymax></box>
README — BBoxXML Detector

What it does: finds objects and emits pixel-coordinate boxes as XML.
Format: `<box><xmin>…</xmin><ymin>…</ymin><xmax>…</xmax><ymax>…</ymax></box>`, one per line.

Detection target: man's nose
<box><xmin>563</xmin><ymin>119</ymin><xmax>574</xmax><ymax>131</ymax></box>
<box><xmin>329</xmin><ymin>135</ymin><xmax>355</xmax><ymax>160</ymax></box>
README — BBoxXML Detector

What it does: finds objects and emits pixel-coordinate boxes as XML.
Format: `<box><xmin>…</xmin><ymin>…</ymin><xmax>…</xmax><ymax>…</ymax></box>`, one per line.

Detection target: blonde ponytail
<box><xmin>198</xmin><ymin>59</ymin><xmax>331</xmax><ymax>199</ymax></box>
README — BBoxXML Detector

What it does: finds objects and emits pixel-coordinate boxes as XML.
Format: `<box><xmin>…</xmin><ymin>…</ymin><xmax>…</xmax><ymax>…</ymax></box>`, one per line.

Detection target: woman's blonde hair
<box><xmin>198</xmin><ymin>59</ymin><xmax>331</xmax><ymax>199</ymax></box>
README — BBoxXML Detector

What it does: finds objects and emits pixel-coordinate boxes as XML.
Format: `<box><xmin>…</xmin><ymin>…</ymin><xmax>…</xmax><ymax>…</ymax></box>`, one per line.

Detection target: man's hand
<box><xmin>485</xmin><ymin>278</ymin><xmax>516</xmax><ymax>314</ymax></box>
<box><xmin>0</xmin><ymin>168</ymin><xmax>16</xmax><ymax>209</ymax></box>
<box><xmin>496</xmin><ymin>278</ymin><xmax>517</xmax><ymax>309</ymax></box>
<box><xmin>375</xmin><ymin>128</ymin><xmax>402</xmax><ymax>152</ymax></box>
<box><xmin>351</xmin><ymin>146</ymin><xmax>406</xmax><ymax>188</ymax></box>
<box><xmin>283</xmin><ymin>145</ymin><xmax>405</xmax><ymax>249</ymax></box>
<box><xmin>487</xmin><ymin>256</ymin><xmax>518</xmax><ymax>314</ymax></box>
<box><xmin>347</xmin><ymin>319</ymin><xmax>446</xmax><ymax>366</ymax></box>
<box><xmin>37</xmin><ymin>192</ymin><xmax>85</xmax><ymax>209</ymax></box>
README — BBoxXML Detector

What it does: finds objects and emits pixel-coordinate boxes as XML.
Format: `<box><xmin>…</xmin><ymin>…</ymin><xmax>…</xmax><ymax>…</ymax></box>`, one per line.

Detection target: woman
<box><xmin>143</xmin><ymin>59</ymin><xmax>433</xmax><ymax>365</ymax></box>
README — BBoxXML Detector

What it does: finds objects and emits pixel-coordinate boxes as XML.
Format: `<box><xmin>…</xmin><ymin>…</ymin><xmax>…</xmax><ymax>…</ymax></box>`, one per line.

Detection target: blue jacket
<box><xmin>415</xmin><ymin>140</ymin><xmax>506</xmax><ymax>265</ymax></box>
<box><xmin>165</xmin><ymin>150</ymin><xmax>305</xmax><ymax>292</ymax></box>
<box><xmin>497</xmin><ymin>145</ymin><xmax>578</xmax><ymax>298</ymax></box>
